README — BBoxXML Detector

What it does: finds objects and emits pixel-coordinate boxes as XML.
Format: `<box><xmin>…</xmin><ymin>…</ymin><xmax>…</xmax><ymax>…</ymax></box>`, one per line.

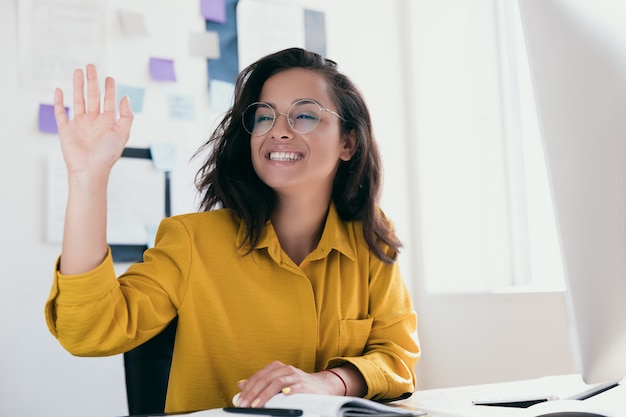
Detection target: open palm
<box><xmin>54</xmin><ymin>64</ymin><xmax>134</xmax><ymax>175</ymax></box>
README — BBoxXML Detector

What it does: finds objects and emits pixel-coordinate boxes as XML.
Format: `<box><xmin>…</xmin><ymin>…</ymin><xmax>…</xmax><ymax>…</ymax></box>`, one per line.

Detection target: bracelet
<box><xmin>323</xmin><ymin>368</ymin><xmax>347</xmax><ymax>396</ymax></box>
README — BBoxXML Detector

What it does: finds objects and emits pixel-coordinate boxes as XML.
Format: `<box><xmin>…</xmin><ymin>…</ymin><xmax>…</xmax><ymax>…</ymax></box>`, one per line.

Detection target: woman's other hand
<box><xmin>235</xmin><ymin>361</ymin><xmax>366</xmax><ymax>408</ymax></box>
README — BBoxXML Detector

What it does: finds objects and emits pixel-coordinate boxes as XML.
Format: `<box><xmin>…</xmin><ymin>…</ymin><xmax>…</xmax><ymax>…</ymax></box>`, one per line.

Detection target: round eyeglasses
<box><xmin>242</xmin><ymin>99</ymin><xmax>343</xmax><ymax>136</ymax></box>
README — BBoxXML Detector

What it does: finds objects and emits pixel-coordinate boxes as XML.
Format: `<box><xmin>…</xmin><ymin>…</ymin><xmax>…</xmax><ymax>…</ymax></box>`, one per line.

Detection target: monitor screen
<box><xmin>519</xmin><ymin>0</ymin><xmax>626</xmax><ymax>384</ymax></box>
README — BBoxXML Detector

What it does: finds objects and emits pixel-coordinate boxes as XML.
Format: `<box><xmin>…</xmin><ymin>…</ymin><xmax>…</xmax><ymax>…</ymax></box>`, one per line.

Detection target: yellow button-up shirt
<box><xmin>45</xmin><ymin>204</ymin><xmax>420</xmax><ymax>413</ymax></box>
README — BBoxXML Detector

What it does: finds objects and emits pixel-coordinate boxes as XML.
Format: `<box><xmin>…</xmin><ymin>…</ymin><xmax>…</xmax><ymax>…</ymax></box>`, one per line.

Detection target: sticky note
<box><xmin>149</xmin><ymin>57</ymin><xmax>176</xmax><ymax>81</ymax></box>
<box><xmin>118</xmin><ymin>9</ymin><xmax>149</xmax><ymax>36</ymax></box>
<box><xmin>150</xmin><ymin>142</ymin><xmax>178</xmax><ymax>172</ymax></box>
<box><xmin>116</xmin><ymin>84</ymin><xmax>145</xmax><ymax>113</ymax></box>
<box><xmin>145</xmin><ymin>224</ymin><xmax>159</xmax><ymax>248</ymax></box>
<box><xmin>201</xmin><ymin>0</ymin><xmax>226</xmax><ymax>23</ymax></box>
<box><xmin>304</xmin><ymin>9</ymin><xmax>327</xmax><ymax>57</ymax></box>
<box><xmin>209</xmin><ymin>79</ymin><xmax>235</xmax><ymax>112</ymax></box>
<box><xmin>39</xmin><ymin>103</ymin><xmax>67</xmax><ymax>134</ymax></box>
<box><xmin>189</xmin><ymin>31</ymin><xmax>220</xmax><ymax>59</ymax></box>
<box><xmin>168</xmin><ymin>94</ymin><xmax>195</xmax><ymax>121</ymax></box>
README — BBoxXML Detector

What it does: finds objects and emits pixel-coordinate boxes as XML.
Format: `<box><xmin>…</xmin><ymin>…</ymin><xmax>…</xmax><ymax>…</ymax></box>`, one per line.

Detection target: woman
<box><xmin>45</xmin><ymin>48</ymin><xmax>420</xmax><ymax>413</ymax></box>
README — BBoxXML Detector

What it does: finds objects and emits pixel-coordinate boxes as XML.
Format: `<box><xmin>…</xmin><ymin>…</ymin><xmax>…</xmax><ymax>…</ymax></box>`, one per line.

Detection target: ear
<box><xmin>339</xmin><ymin>129</ymin><xmax>357</xmax><ymax>161</ymax></box>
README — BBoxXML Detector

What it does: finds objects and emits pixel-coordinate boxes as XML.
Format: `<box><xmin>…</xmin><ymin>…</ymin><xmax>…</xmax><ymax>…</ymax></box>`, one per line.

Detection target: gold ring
<box><xmin>281</xmin><ymin>387</ymin><xmax>292</xmax><ymax>394</ymax></box>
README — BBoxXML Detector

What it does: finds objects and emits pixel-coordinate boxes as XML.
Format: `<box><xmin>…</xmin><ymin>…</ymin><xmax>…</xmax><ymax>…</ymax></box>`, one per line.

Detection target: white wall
<box><xmin>403</xmin><ymin>0</ymin><xmax>576</xmax><ymax>389</ymax></box>
<box><xmin>0</xmin><ymin>1</ymin><xmax>576</xmax><ymax>416</ymax></box>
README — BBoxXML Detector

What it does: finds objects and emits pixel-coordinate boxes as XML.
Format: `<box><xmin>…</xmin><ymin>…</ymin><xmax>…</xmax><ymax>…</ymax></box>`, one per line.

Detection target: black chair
<box><xmin>124</xmin><ymin>317</ymin><xmax>178</xmax><ymax>416</ymax></box>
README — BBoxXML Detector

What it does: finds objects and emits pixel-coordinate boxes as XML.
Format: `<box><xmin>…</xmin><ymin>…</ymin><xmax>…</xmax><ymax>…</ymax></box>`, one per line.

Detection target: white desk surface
<box><xmin>394</xmin><ymin>374</ymin><xmax>625</xmax><ymax>417</ymax></box>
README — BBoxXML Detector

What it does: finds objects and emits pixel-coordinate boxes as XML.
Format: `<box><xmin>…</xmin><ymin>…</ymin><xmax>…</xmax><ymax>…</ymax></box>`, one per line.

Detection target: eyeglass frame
<box><xmin>241</xmin><ymin>98</ymin><xmax>344</xmax><ymax>136</ymax></box>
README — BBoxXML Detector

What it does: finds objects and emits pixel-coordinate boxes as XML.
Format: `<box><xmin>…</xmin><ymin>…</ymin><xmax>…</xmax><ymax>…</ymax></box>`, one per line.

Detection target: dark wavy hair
<box><xmin>194</xmin><ymin>47</ymin><xmax>401</xmax><ymax>263</ymax></box>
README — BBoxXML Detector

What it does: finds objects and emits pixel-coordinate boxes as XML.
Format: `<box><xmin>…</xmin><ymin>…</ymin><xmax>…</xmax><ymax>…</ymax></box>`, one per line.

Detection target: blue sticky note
<box><xmin>38</xmin><ymin>103</ymin><xmax>68</xmax><ymax>134</ymax></box>
<box><xmin>209</xmin><ymin>79</ymin><xmax>235</xmax><ymax>112</ymax></box>
<box><xmin>304</xmin><ymin>9</ymin><xmax>327</xmax><ymax>58</ymax></box>
<box><xmin>201</xmin><ymin>0</ymin><xmax>226</xmax><ymax>23</ymax></box>
<box><xmin>150</xmin><ymin>142</ymin><xmax>178</xmax><ymax>172</ymax></box>
<box><xmin>149</xmin><ymin>57</ymin><xmax>177</xmax><ymax>81</ymax></box>
<box><xmin>117</xmin><ymin>84</ymin><xmax>146</xmax><ymax>113</ymax></box>
<box><xmin>168</xmin><ymin>93</ymin><xmax>195</xmax><ymax>121</ymax></box>
<box><xmin>145</xmin><ymin>224</ymin><xmax>159</xmax><ymax>248</ymax></box>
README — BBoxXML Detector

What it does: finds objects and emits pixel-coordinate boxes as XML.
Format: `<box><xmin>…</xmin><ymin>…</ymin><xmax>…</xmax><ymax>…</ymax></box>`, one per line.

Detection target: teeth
<box><xmin>269</xmin><ymin>152</ymin><xmax>302</xmax><ymax>161</ymax></box>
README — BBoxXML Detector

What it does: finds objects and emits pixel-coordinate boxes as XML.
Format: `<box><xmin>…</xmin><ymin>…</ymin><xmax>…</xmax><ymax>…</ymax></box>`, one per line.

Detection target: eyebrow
<box><xmin>259</xmin><ymin>98</ymin><xmax>332</xmax><ymax>110</ymax></box>
<box><xmin>259</xmin><ymin>99</ymin><xmax>303</xmax><ymax>107</ymax></box>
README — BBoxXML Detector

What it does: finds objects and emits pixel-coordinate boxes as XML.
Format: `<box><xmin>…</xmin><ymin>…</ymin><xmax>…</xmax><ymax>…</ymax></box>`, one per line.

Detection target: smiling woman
<box><xmin>0</xmin><ymin>0</ymin><xmax>421</xmax><ymax>415</ymax></box>
<box><xmin>246</xmin><ymin>68</ymin><xmax>354</xmax><ymax>211</ymax></box>
<box><xmin>44</xmin><ymin>47</ymin><xmax>420</xmax><ymax>414</ymax></box>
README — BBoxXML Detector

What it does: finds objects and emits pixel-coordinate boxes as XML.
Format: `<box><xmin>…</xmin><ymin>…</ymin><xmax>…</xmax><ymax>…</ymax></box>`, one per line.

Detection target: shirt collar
<box><xmin>236</xmin><ymin>202</ymin><xmax>356</xmax><ymax>262</ymax></box>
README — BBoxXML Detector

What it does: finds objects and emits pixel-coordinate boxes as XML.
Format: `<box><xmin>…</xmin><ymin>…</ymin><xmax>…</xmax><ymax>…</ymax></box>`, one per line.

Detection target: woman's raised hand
<box><xmin>54</xmin><ymin>64</ymin><xmax>134</xmax><ymax>176</ymax></box>
<box><xmin>54</xmin><ymin>64</ymin><xmax>134</xmax><ymax>275</ymax></box>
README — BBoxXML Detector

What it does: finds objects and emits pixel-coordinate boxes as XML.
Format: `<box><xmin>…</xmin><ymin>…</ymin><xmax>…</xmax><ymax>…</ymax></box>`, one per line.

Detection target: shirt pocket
<box><xmin>338</xmin><ymin>318</ymin><xmax>374</xmax><ymax>357</ymax></box>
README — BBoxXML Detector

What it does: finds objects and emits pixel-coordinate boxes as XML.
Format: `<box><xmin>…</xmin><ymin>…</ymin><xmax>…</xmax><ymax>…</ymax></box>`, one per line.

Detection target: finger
<box><xmin>117</xmin><ymin>96</ymin><xmax>134</xmax><ymax>142</ymax></box>
<box><xmin>237</xmin><ymin>374</ymin><xmax>274</xmax><ymax>407</ymax></box>
<box><xmin>251</xmin><ymin>377</ymin><xmax>290</xmax><ymax>408</ymax></box>
<box><xmin>73</xmin><ymin>68</ymin><xmax>86</xmax><ymax>115</ymax></box>
<box><xmin>85</xmin><ymin>64</ymin><xmax>101</xmax><ymax>113</ymax></box>
<box><xmin>103</xmin><ymin>76</ymin><xmax>117</xmax><ymax>114</ymax></box>
<box><xmin>53</xmin><ymin>88</ymin><xmax>68</xmax><ymax>126</ymax></box>
<box><xmin>238</xmin><ymin>365</ymin><xmax>295</xmax><ymax>407</ymax></box>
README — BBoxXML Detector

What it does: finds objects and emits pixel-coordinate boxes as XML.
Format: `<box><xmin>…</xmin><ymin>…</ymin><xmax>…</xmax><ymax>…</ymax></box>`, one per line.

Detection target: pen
<box><xmin>223</xmin><ymin>407</ymin><xmax>304</xmax><ymax>417</ymax></box>
<box><xmin>472</xmin><ymin>395</ymin><xmax>557</xmax><ymax>408</ymax></box>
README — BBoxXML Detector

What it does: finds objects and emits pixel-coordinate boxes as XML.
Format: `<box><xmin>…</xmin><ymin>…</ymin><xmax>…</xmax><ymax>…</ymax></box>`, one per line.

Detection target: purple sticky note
<box><xmin>149</xmin><ymin>57</ymin><xmax>177</xmax><ymax>81</ymax></box>
<box><xmin>39</xmin><ymin>103</ymin><xmax>67</xmax><ymax>134</ymax></box>
<box><xmin>200</xmin><ymin>0</ymin><xmax>226</xmax><ymax>23</ymax></box>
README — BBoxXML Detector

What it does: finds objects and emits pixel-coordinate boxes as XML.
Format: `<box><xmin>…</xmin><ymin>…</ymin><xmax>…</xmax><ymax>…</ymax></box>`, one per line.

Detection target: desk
<box><xmin>396</xmin><ymin>374</ymin><xmax>625</xmax><ymax>417</ymax></box>
<box><xmin>127</xmin><ymin>375</ymin><xmax>625</xmax><ymax>417</ymax></box>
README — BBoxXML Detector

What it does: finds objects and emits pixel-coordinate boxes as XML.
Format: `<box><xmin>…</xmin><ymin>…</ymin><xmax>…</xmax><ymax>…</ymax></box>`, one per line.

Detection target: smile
<box><xmin>269</xmin><ymin>152</ymin><xmax>303</xmax><ymax>161</ymax></box>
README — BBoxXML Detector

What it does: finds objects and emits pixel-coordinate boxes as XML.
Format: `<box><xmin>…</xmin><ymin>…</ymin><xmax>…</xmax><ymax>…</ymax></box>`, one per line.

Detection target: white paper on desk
<box><xmin>216</xmin><ymin>393</ymin><xmax>425</xmax><ymax>417</ymax></box>
<box><xmin>409</xmin><ymin>375</ymin><xmax>625</xmax><ymax>417</ymax></box>
<box><xmin>46</xmin><ymin>151</ymin><xmax>165</xmax><ymax>246</ymax></box>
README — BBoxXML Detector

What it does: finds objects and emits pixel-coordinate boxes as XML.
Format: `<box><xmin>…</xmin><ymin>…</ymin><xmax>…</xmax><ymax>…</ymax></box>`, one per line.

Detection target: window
<box><xmin>407</xmin><ymin>0</ymin><xmax>564</xmax><ymax>293</ymax></box>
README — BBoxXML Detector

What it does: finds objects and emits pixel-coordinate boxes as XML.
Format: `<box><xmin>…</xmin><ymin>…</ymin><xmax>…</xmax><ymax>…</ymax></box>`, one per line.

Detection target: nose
<box><xmin>269</xmin><ymin>113</ymin><xmax>293</xmax><ymax>139</ymax></box>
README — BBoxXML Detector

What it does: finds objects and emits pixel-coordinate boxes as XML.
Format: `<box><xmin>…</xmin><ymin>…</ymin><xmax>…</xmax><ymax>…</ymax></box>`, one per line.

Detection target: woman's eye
<box><xmin>256</xmin><ymin>115</ymin><xmax>274</xmax><ymax>123</ymax></box>
<box><xmin>293</xmin><ymin>112</ymin><xmax>318</xmax><ymax>121</ymax></box>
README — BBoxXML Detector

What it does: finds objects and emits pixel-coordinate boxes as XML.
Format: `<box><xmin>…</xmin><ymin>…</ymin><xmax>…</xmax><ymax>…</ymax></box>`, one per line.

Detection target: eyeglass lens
<box><xmin>242</xmin><ymin>100</ymin><xmax>323</xmax><ymax>136</ymax></box>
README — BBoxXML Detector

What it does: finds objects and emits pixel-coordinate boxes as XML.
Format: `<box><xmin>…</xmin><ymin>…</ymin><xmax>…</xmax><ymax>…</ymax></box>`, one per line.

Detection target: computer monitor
<box><xmin>519</xmin><ymin>0</ymin><xmax>626</xmax><ymax>384</ymax></box>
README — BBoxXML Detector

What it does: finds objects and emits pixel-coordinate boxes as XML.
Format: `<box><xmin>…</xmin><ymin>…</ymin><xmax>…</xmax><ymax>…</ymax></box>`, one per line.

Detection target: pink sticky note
<box><xmin>201</xmin><ymin>0</ymin><xmax>226</xmax><ymax>23</ymax></box>
<box><xmin>39</xmin><ymin>103</ymin><xmax>67</xmax><ymax>134</ymax></box>
<box><xmin>149</xmin><ymin>57</ymin><xmax>177</xmax><ymax>81</ymax></box>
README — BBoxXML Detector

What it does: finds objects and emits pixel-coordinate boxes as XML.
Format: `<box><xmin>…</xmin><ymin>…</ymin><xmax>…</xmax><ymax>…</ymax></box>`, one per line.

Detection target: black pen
<box><xmin>223</xmin><ymin>407</ymin><xmax>303</xmax><ymax>417</ymax></box>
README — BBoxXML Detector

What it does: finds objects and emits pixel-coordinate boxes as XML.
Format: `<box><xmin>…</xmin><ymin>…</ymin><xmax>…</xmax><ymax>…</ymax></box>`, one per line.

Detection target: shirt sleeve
<box><xmin>44</xmin><ymin>217</ymin><xmax>190</xmax><ymax>357</ymax></box>
<box><xmin>326</xmin><ymin>253</ymin><xmax>420</xmax><ymax>401</ymax></box>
